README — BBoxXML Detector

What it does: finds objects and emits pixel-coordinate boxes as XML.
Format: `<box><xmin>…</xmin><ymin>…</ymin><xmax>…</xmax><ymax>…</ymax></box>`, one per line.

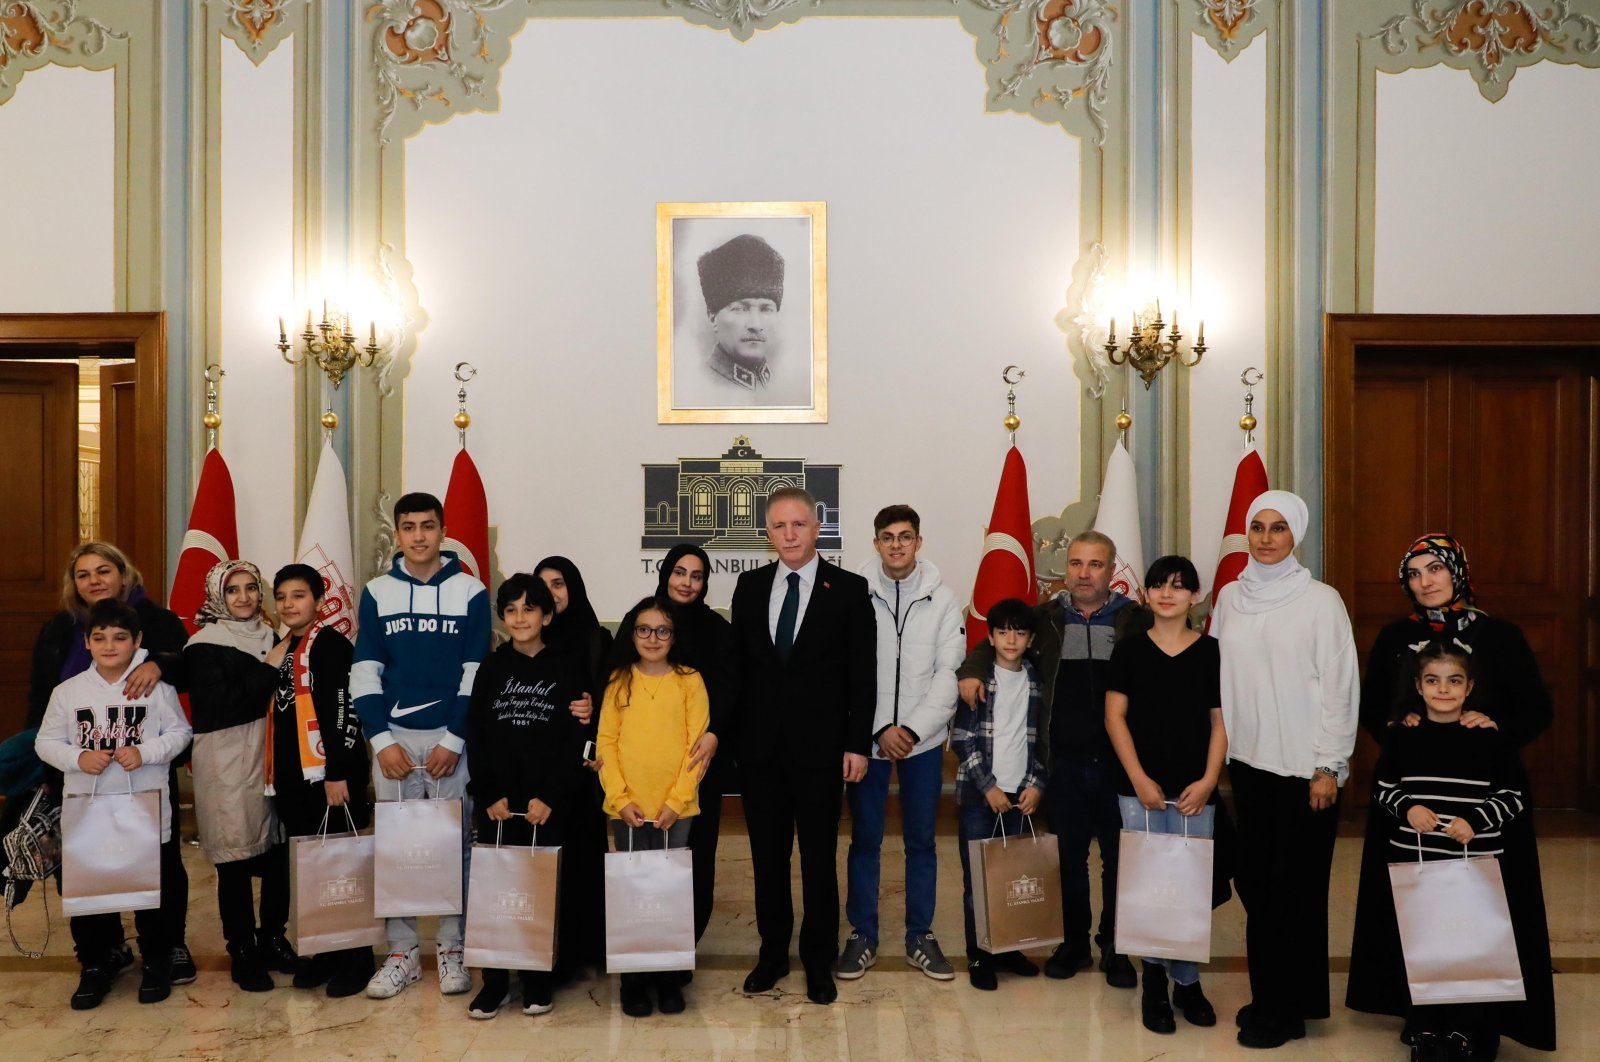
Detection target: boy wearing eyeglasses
<box><xmin>837</xmin><ymin>505</ymin><xmax>967</xmax><ymax>983</ymax></box>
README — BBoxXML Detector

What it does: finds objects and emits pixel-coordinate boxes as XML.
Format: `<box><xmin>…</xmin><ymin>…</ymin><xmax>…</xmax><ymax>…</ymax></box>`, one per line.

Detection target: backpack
<box><xmin>3</xmin><ymin>785</ymin><xmax>61</xmax><ymax>958</ymax></box>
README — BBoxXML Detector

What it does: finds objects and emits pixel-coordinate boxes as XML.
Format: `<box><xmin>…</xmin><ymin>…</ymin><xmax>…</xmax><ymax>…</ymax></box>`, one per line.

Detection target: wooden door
<box><xmin>1343</xmin><ymin>347</ymin><xmax>1589</xmax><ymax>809</ymax></box>
<box><xmin>0</xmin><ymin>362</ymin><xmax>79</xmax><ymax>738</ymax></box>
<box><xmin>98</xmin><ymin>361</ymin><xmax>138</xmax><ymax>552</ymax></box>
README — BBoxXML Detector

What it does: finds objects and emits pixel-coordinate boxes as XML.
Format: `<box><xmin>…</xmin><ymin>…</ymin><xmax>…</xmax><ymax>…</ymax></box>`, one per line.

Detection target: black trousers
<box><xmin>740</xmin><ymin>758</ymin><xmax>843</xmax><ymax>974</ymax></box>
<box><xmin>1230</xmin><ymin>760</ymin><xmax>1340</xmax><ymax>1023</ymax></box>
<box><xmin>1045</xmin><ymin>754</ymin><xmax>1123</xmax><ymax>952</ymax></box>
<box><xmin>69</xmin><ymin>839</ymin><xmax>186</xmax><ymax>967</ymax></box>
<box><xmin>215</xmin><ymin>844</ymin><xmax>289</xmax><ymax>949</ymax></box>
<box><xmin>690</xmin><ymin>757</ymin><xmax>729</xmax><ymax>943</ymax></box>
<box><xmin>166</xmin><ymin>765</ymin><xmax>189</xmax><ymax>938</ymax></box>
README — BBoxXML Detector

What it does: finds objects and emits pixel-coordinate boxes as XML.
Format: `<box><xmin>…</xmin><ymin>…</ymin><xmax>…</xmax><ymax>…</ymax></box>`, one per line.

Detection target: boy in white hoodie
<box><xmin>839</xmin><ymin>505</ymin><xmax>966</xmax><ymax>981</ymax></box>
<box><xmin>36</xmin><ymin>599</ymin><xmax>192</xmax><ymax>1010</ymax></box>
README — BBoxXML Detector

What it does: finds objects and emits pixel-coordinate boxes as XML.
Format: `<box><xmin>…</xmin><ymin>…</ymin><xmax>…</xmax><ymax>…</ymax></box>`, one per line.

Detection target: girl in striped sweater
<box><xmin>1372</xmin><ymin>639</ymin><xmax>1541</xmax><ymax>1061</ymax></box>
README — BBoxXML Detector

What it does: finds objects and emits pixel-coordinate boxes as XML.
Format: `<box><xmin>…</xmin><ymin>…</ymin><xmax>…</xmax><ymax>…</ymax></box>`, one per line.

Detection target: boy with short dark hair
<box><xmin>36</xmin><ymin>599</ymin><xmax>193</xmax><ymax>1010</ymax></box>
<box><xmin>950</xmin><ymin>597</ymin><xmax>1048</xmax><ymax>991</ymax></box>
<box><xmin>353</xmin><ymin>491</ymin><xmax>491</xmax><ymax>1000</ymax></box>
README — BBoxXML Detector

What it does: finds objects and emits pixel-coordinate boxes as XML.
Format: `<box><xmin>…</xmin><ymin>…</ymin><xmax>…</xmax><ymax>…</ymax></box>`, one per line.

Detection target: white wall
<box><xmin>1188</xmin><ymin>37</ymin><xmax>1268</xmax><ymax>596</ymax></box>
<box><xmin>0</xmin><ymin>66</ymin><xmax>115</xmax><ymax>312</ymax></box>
<box><xmin>403</xmin><ymin>17</ymin><xmax>1083</xmax><ymax>616</ymax></box>
<box><xmin>219</xmin><ymin>41</ymin><xmax>297</xmax><ymax>569</ymax></box>
<box><xmin>1374</xmin><ymin>62</ymin><xmax>1600</xmax><ymax>312</ymax></box>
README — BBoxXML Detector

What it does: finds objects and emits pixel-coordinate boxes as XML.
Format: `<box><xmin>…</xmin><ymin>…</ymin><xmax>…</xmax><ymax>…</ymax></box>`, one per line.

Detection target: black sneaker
<box><xmin>1043</xmin><ymin>943</ymin><xmax>1093</xmax><ymax>979</ymax></box>
<box><xmin>292</xmin><ymin>953</ymin><xmax>332</xmax><ymax>990</ymax></box>
<box><xmin>655</xmin><ymin>975</ymin><xmax>686</xmax><ymax>1014</ymax></box>
<box><xmin>169</xmin><ymin>944</ymin><xmax>197</xmax><ymax>985</ymax></box>
<box><xmin>258</xmin><ymin>933</ymin><xmax>299</xmax><ymax>975</ymax></box>
<box><xmin>966</xmin><ymin>958</ymin><xmax>998</xmax><ymax>991</ymax></box>
<box><xmin>467</xmin><ymin>980</ymin><xmax>512</xmax><ymax>1020</ymax></box>
<box><xmin>71</xmin><ymin>966</ymin><xmax>113</xmax><ymax>1010</ymax></box>
<box><xmin>992</xmin><ymin>951</ymin><xmax>1039</xmax><ymax>977</ymax></box>
<box><xmin>620</xmin><ymin>973</ymin><xmax>653</xmax><ymax>1017</ymax></box>
<box><xmin>1100</xmin><ymin>950</ymin><xmax>1137</xmax><ymax>988</ymax></box>
<box><xmin>138</xmin><ymin>958</ymin><xmax>172</xmax><ymax>1004</ymax></box>
<box><xmin>327</xmin><ymin>950</ymin><xmax>375</xmax><ymax>998</ymax></box>
<box><xmin>1140</xmin><ymin>963</ymin><xmax>1175</xmax><ymax>1034</ymax></box>
<box><xmin>519</xmin><ymin>972</ymin><xmax>554</xmax><ymax>1015</ymax></box>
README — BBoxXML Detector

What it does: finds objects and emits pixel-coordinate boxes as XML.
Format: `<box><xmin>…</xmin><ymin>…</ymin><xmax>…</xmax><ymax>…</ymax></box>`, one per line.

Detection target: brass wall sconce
<box><xmin>1103</xmin><ymin>301</ymin><xmax>1205</xmax><ymax>389</ymax></box>
<box><xmin>277</xmin><ymin>301</ymin><xmax>381</xmax><ymax>392</ymax></box>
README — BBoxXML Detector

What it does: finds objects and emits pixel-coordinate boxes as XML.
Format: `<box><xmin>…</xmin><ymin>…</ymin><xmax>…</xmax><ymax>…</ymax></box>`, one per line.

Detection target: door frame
<box><xmin>0</xmin><ymin>313</ymin><xmax>168</xmax><ymax>599</ymax></box>
<box><xmin>1323</xmin><ymin>312</ymin><xmax>1600</xmax><ymax>811</ymax></box>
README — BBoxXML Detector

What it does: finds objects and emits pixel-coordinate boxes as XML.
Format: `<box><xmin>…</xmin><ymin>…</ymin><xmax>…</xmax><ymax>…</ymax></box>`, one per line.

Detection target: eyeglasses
<box><xmin>876</xmin><ymin>532</ymin><xmax>918</xmax><ymax>545</ymax></box>
<box><xmin>634</xmin><ymin>625</ymin><xmax>674</xmax><ymax>641</ymax></box>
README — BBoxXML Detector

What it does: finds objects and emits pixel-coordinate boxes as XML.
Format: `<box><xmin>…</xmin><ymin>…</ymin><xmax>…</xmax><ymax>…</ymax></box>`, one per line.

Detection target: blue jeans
<box><xmin>1046</xmin><ymin>755</ymin><xmax>1123</xmax><ymax>953</ymax></box>
<box><xmin>956</xmin><ymin>799</ymin><xmax>1030</xmax><ymax>959</ymax></box>
<box><xmin>845</xmin><ymin>745</ymin><xmax>943</xmax><ymax>944</ymax></box>
<box><xmin>1116</xmin><ymin>796</ymin><xmax>1215</xmax><ymax>986</ymax></box>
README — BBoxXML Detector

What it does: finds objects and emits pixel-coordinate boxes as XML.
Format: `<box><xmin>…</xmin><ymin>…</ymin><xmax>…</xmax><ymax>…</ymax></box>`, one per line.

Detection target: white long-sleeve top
<box><xmin>1209</xmin><ymin>579</ymin><xmax>1360</xmax><ymax>784</ymax></box>
<box><xmin>35</xmin><ymin>648</ymin><xmax>193</xmax><ymax>835</ymax></box>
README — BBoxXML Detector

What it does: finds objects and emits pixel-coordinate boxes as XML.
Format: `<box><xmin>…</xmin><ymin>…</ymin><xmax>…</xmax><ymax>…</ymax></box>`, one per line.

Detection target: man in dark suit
<box><xmin>730</xmin><ymin>486</ymin><xmax>875</xmax><ymax>1005</ymax></box>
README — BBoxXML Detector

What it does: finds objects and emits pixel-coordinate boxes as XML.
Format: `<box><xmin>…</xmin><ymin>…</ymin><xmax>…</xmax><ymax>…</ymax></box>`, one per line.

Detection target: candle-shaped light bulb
<box><xmin>1155</xmin><ymin>297</ymin><xmax>1162</xmax><ymax>320</ymax></box>
<box><xmin>322</xmin><ymin>298</ymin><xmax>328</xmax><ymax>325</ymax></box>
<box><xmin>1108</xmin><ymin>317</ymin><xmax>1116</xmax><ymax>344</ymax></box>
<box><xmin>305</xmin><ymin>309</ymin><xmax>313</xmax><ymax>333</ymax></box>
<box><xmin>1198</xmin><ymin>319</ymin><xmax>1206</xmax><ymax>343</ymax></box>
<box><xmin>1171</xmin><ymin>309</ymin><xmax>1179</xmax><ymax>335</ymax></box>
<box><xmin>278</xmin><ymin>316</ymin><xmax>286</xmax><ymax>342</ymax></box>
<box><xmin>369</xmin><ymin>321</ymin><xmax>377</xmax><ymax>345</ymax></box>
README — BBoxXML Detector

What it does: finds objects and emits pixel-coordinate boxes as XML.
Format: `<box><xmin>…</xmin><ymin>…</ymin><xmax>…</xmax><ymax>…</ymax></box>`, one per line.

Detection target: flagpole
<box><xmin>1239</xmin><ymin>366</ymin><xmax>1262</xmax><ymax>449</ymax></box>
<box><xmin>1001</xmin><ymin>364</ymin><xmax>1024</xmax><ymax>443</ymax></box>
<box><xmin>201</xmin><ymin>364</ymin><xmax>224</xmax><ymax>451</ymax></box>
<box><xmin>453</xmin><ymin>362</ymin><xmax>477</xmax><ymax>449</ymax></box>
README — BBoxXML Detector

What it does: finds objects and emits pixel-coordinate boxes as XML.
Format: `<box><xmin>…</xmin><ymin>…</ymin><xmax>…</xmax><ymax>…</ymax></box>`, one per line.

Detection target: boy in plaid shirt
<box><xmin>951</xmin><ymin>597</ymin><xmax>1049</xmax><ymax>990</ymax></box>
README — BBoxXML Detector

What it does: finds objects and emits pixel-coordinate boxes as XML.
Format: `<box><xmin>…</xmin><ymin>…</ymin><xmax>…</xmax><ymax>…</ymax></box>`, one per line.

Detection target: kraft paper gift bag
<box><xmin>968</xmin><ymin>815</ymin><xmax>1064</xmax><ymax>954</ymax></box>
<box><xmin>464</xmin><ymin>825</ymin><xmax>561</xmax><ymax>972</ymax></box>
<box><xmin>1114</xmin><ymin>811</ymin><xmax>1215</xmax><ymax>964</ymax></box>
<box><xmin>373</xmin><ymin>775</ymin><xmax>464</xmax><ymax>917</ymax></box>
<box><xmin>61</xmin><ymin>774</ymin><xmax>162</xmax><ymax>917</ymax></box>
<box><xmin>289</xmin><ymin>807</ymin><xmax>386</xmax><ymax>954</ymax></box>
<box><xmin>1389</xmin><ymin>844</ymin><xmax>1526</xmax><ymax>1005</ymax></box>
<box><xmin>604</xmin><ymin>828</ymin><xmax>695</xmax><ymax>974</ymax></box>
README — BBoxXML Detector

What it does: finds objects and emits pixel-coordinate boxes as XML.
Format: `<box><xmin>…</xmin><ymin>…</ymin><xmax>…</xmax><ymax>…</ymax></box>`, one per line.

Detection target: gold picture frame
<box><xmin>657</xmin><ymin>201</ymin><xmax>827</xmax><ymax>424</ymax></box>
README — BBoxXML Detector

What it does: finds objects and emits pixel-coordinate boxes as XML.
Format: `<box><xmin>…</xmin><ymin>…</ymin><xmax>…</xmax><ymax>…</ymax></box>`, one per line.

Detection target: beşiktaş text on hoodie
<box><xmin>34</xmin><ymin>647</ymin><xmax>193</xmax><ymax>835</ymax></box>
<box><xmin>351</xmin><ymin>551</ymin><xmax>491</xmax><ymax>755</ymax></box>
<box><xmin>856</xmin><ymin>558</ymin><xmax>966</xmax><ymax>759</ymax></box>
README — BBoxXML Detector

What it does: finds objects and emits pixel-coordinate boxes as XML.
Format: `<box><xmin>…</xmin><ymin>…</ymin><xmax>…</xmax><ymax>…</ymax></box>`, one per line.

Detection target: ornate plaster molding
<box><xmin>1191</xmin><ymin>0</ymin><xmax>1266</xmax><ymax>58</ymax></box>
<box><xmin>370</xmin><ymin>0</ymin><xmax>520</xmax><ymax>145</ymax></box>
<box><xmin>369</xmin><ymin>489</ymin><xmax>397</xmax><ymax>581</ymax></box>
<box><xmin>964</xmin><ymin>0</ymin><xmax>1118</xmax><ymax>144</ymax></box>
<box><xmin>216</xmin><ymin>0</ymin><xmax>296</xmax><ymax>63</ymax></box>
<box><xmin>1367</xmin><ymin>0</ymin><xmax>1600</xmax><ymax>100</ymax></box>
<box><xmin>665</xmin><ymin>0</ymin><xmax>820</xmax><ymax>39</ymax></box>
<box><xmin>0</xmin><ymin>0</ymin><xmax>127</xmax><ymax>104</ymax></box>
<box><xmin>1057</xmin><ymin>240</ymin><xmax>1112</xmax><ymax>398</ymax></box>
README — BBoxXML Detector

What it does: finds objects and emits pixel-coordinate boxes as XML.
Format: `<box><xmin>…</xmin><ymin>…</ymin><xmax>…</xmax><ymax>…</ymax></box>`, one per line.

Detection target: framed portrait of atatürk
<box><xmin>657</xmin><ymin>201</ymin><xmax>827</xmax><ymax>424</ymax></box>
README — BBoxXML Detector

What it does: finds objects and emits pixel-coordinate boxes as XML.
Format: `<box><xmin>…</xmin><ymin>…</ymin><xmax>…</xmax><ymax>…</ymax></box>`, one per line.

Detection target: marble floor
<box><xmin>3</xmin><ymin>808</ymin><xmax>1597</xmax><ymax>1061</ymax></box>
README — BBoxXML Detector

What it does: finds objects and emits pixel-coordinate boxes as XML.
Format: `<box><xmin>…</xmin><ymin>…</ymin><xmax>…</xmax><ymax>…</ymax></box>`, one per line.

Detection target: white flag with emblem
<box><xmin>295</xmin><ymin>440</ymin><xmax>359</xmax><ymax>640</ymax></box>
<box><xmin>1093</xmin><ymin>439</ymin><xmax>1146</xmax><ymax>599</ymax></box>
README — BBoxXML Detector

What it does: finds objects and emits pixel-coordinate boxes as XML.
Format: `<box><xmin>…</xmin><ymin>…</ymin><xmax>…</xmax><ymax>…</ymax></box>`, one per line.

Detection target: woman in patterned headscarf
<box><xmin>1346</xmin><ymin>533</ymin><xmax>1555</xmax><ymax>1055</ymax></box>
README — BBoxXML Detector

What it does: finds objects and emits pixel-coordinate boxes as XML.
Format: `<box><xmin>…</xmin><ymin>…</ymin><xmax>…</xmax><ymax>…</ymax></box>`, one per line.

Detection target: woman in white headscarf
<box><xmin>184</xmin><ymin>560</ymin><xmax>294</xmax><ymax>992</ymax></box>
<box><xmin>1208</xmin><ymin>491</ymin><xmax>1359</xmax><ymax>1050</ymax></box>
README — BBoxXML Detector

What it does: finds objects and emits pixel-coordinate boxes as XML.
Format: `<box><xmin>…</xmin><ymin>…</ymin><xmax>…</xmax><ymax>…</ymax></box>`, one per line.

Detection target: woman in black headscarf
<box><xmin>654</xmin><ymin>545</ymin><xmax>735</xmax><ymax>947</ymax></box>
<box><xmin>1346</xmin><ymin>533</ymin><xmax>1555</xmax><ymax>1057</ymax></box>
<box><xmin>534</xmin><ymin>556</ymin><xmax>612</xmax><ymax>978</ymax></box>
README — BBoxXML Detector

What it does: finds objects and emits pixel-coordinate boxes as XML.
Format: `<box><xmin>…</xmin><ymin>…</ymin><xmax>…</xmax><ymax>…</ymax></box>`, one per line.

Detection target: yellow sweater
<box><xmin>597</xmin><ymin>666</ymin><xmax>709</xmax><ymax>820</ymax></box>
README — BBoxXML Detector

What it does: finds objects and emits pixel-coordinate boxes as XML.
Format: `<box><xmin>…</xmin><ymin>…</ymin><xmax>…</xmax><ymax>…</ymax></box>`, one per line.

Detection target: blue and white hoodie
<box><xmin>351</xmin><ymin>551</ymin><xmax>490</xmax><ymax>755</ymax></box>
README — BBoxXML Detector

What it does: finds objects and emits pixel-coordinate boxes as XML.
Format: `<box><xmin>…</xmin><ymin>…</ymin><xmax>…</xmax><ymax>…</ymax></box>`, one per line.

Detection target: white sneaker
<box><xmin>437</xmin><ymin>943</ymin><xmax>472</xmax><ymax>995</ymax></box>
<box><xmin>365</xmin><ymin>947</ymin><xmax>421</xmax><ymax>999</ymax></box>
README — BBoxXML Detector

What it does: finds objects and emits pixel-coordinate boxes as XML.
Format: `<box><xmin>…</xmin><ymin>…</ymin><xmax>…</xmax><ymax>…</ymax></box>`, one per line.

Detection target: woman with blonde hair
<box><xmin>23</xmin><ymin>540</ymin><xmax>197</xmax><ymax>993</ymax></box>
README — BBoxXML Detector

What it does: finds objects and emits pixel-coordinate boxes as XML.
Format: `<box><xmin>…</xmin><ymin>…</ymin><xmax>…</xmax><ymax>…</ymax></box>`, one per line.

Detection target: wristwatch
<box><xmin>1314</xmin><ymin>766</ymin><xmax>1338</xmax><ymax>780</ymax></box>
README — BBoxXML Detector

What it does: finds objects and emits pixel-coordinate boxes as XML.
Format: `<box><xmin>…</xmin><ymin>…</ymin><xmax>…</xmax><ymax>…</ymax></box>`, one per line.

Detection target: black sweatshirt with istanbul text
<box><xmin>465</xmin><ymin>642</ymin><xmax>590</xmax><ymax>829</ymax></box>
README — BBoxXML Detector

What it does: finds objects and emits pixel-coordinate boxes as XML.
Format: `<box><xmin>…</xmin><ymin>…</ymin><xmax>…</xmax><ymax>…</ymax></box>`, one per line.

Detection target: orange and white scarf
<box><xmin>264</xmin><ymin>623</ymin><xmax>327</xmax><ymax>792</ymax></box>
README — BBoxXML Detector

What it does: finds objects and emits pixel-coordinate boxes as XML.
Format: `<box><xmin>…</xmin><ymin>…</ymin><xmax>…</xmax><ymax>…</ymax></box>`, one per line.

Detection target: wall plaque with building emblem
<box><xmin>641</xmin><ymin>435</ymin><xmax>841</xmax><ymax>558</ymax></box>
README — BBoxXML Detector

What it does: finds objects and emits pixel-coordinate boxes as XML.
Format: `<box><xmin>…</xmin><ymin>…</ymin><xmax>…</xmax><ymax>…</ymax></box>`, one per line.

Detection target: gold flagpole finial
<box><xmin>1239</xmin><ymin>367</ymin><xmax>1263</xmax><ymax>445</ymax></box>
<box><xmin>453</xmin><ymin>362</ymin><xmax>477</xmax><ymax>447</ymax></box>
<box><xmin>202</xmin><ymin>364</ymin><xmax>225</xmax><ymax>449</ymax></box>
<box><xmin>1002</xmin><ymin>365</ymin><xmax>1025</xmax><ymax>442</ymax></box>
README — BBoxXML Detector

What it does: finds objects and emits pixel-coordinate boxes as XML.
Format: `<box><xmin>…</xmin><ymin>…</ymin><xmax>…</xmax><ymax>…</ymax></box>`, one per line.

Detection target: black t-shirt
<box><xmin>1105</xmin><ymin>630</ymin><xmax>1221</xmax><ymax>798</ymax></box>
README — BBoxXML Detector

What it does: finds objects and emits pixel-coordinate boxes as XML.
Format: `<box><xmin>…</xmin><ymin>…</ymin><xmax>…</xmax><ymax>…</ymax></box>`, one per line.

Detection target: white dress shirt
<box><xmin>768</xmin><ymin>553</ymin><xmax>821</xmax><ymax>643</ymax></box>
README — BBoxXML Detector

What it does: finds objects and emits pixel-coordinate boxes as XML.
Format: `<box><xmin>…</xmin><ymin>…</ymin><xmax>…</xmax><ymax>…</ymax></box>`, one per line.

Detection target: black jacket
<box><xmin>27</xmin><ymin>598</ymin><xmax>188</xmax><ymax>729</ymax></box>
<box><xmin>466</xmin><ymin>643</ymin><xmax>589</xmax><ymax>828</ymax></box>
<box><xmin>727</xmin><ymin>558</ymin><xmax>876</xmax><ymax>768</ymax></box>
<box><xmin>271</xmin><ymin>628</ymin><xmax>369</xmax><ymax>835</ymax></box>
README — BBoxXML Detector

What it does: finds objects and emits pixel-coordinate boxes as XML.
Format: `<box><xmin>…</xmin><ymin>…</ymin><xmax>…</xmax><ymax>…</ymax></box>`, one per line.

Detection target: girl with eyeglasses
<box><xmin>596</xmin><ymin>595</ymin><xmax>710</xmax><ymax>1018</ymax></box>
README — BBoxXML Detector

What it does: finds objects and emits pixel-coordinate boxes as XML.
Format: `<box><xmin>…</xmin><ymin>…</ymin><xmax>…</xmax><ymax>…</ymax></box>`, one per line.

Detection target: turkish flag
<box><xmin>444</xmin><ymin>447</ymin><xmax>491</xmax><ymax>583</ymax></box>
<box><xmin>967</xmin><ymin>446</ymin><xmax>1035</xmax><ymax>650</ymax></box>
<box><xmin>170</xmin><ymin>447</ymin><xmax>238</xmax><ymax>635</ymax></box>
<box><xmin>295</xmin><ymin>440</ymin><xmax>359</xmax><ymax>640</ymax></box>
<box><xmin>1207</xmin><ymin>446</ymin><xmax>1269</xmax><ymax>623</ymax></box>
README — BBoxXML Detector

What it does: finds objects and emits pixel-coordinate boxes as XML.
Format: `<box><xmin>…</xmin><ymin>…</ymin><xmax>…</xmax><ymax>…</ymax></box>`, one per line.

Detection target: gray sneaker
<box><xmin>906</xmin><ymin>932</ymin><xmax>956</xmax><ymax>981</ymax></box>
<box><xmin>835</xmin><ymin>932</ymin><xmax>877</xmax><ymax>979</ymax></box>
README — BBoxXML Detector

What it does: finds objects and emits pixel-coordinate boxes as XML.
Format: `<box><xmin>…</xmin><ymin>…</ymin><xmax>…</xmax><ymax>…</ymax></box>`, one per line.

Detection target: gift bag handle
<box><xmin>990</xmin><ymin>810</ymin><xmax>1038</xmax><ymax>848</ymax></box>
<box><xmin>1412</xmin><ymin>829</ymin><xmax>1472</xmax><ymax>864</ymax></box>
<box><xmin>87</xmin><ymin>768</ymin><xmax>138</xmax><ymax>800</ymax></box>
<box><xmin>315</xmin><ymin>803</ymin><xmax>359</xmax><ymax>845</ymax></box>
<box><xmin>393</xmin><ymin>763</ymin><xmax>443</xmax><ymax>801</ymax></box>
<box><xmin>627</xmin><ymin>821</ymin><xmax>683</xmax><ymax>852</ymax></box>
<box><xmin>1141</xmin><ymin>800</ymin><xmax>1192</xmax><ymax>838</ymax></box>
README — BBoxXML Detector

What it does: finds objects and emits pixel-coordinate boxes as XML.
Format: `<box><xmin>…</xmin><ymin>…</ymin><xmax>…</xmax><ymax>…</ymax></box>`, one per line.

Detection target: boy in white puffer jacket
<box><xmin>838</xmin><ymin>505</ymin><xmax>966</xmax><ymax>982</ymax></box>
